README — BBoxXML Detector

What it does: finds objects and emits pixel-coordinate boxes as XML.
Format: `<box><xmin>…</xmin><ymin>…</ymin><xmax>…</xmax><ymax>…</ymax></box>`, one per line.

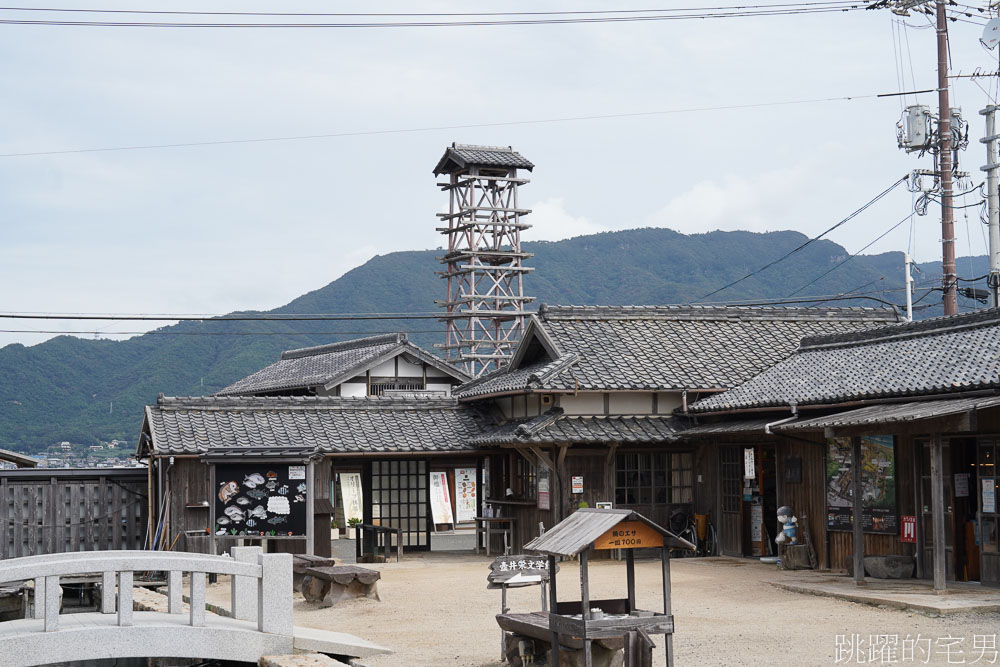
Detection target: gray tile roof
<box><xmin>470</xmin><ymin>409</ymin><xmax>686</xmax><ymax>445</ymax></box>
<box><xmin>143</xmin><ymin>395</ymin><xmax>491</xmax><ymax>456</ymax></box>
<box><xmin>689</xmin><ymin>309</ymin><xmax>1000</xmax><ymax>413</ymax></box>
<box><xmin>433</xmin><ymin>143</ymin><xmax>534</xmax><ymax>175</ymax></box>
<box><xmin>775</xmin><ymin>395</ymin><xmax>1000</xmax><ymax>431</ymax></box>
<box><xmin>679</xmin><ymin>418</ymin><xmax>778</xmax><ymax>436</ymax></box>
<box><xmin>457</xmin><ymin>305</ymin><xmax>897</xmax><ymax>398</ymax></box>
<box><xmin>453</xmin><ymin>354</ymin><xmax>579</xmax><ymax>399</ymax></box>
<box><xmin>216</xmin><ymin>333</ymin><xmax>468</xmax><ymax>396</ymax></box>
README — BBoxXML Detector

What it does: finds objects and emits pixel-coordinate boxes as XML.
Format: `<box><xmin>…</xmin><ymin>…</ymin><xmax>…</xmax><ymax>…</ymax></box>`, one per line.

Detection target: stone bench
<box><xmin>292</xmin><ymin>555</ymin><xmax>338</xmax><ymax>593</ymax></box>
<box><xmin>301</xmin><ymin>566</ymin><xmax>380</xmax><ymax>607</ymax></box>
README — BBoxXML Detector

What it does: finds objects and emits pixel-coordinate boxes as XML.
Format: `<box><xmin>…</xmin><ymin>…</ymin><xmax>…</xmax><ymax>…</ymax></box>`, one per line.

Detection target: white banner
<box><xmin>455</xmin><ymin>468</ymin><xmax>477</xmax><ymax>523</ymax></box>
<box><xmin>340</xmin><ymin>472</ymin><xmax>364</xmax><ymax>524</ymax></box>
<box><xmin>430</xmin><ymin>471</ymin><xmax>455</xmax><ymax>525</ymax></box>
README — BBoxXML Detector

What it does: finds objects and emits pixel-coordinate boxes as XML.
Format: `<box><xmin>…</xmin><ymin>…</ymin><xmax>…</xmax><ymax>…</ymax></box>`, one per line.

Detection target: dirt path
<box><xmin>206</xmin><ymin>555</ymin><xmax>1000</xmax><ymax>666</ymax></box>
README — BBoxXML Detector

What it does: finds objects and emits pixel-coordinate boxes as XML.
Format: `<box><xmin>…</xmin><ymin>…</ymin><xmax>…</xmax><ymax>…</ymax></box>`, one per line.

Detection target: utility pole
<box><xmin>936</xmin><ymin>0</ymin><xmax>958</xmax><ymax>315</ymax></box>
<box><xmin>904</xmin><ymin>252</ymin><xmax>914</xmax><ymax>321</ymax></box>
<box><xmin>981</xmin><ymin>104</ymin><xmax>1000</xmax><ymax>308</ymax></box>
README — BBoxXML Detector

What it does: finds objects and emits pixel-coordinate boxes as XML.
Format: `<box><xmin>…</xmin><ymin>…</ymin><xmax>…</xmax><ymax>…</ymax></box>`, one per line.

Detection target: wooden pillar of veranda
<box><xmin>851</xmin><ymin>436</ymin><xmax>865</xmax><ymax>586</ymax></box>
<box><xmin>580</xmin><ymin>550</ymin><xmax>593</xmax><ymax>667</ymax></box>
<box><xmin>930</xmin><ymin>434</ymin><xmax>947</xmax><ymax>592</ymax></box>
<box><xmin>661</xmin><ymin>546</ymin><xmax>674</xmax><ymax>667</ymax></box>
<box><xmin>549</xmin><ymin>554</ymin><xmax>559</xmax><ymax>667</ymax></box>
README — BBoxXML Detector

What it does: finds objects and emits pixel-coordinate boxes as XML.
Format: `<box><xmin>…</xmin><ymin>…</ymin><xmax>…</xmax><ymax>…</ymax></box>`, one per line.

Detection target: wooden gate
<box><xmin>719</xmin><ymin>447</ymin><xmax>743</xmax><ymax>556</ymax></box>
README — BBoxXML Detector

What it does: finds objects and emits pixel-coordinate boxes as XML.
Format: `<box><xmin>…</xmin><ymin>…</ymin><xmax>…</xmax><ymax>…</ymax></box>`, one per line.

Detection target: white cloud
<box><xmin>524</xmin><ymin>197</ymin><xmax>608</xmax><ymax>242</ymax></box>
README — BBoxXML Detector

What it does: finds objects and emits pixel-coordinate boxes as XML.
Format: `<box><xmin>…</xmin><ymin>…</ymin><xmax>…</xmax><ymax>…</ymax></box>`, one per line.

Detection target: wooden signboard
<box><xmin>593</xmin><ymin>520</ymin><xmax>664</xmax><ymax>550</ymax></box>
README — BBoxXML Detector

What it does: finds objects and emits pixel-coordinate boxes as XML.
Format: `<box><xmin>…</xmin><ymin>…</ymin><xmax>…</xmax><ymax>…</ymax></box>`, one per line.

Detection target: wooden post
<box><xmin>548</xmin><ymin>554</ymin><xmax>560</xmax><ymax>667</ymax></box>
<box><xmin>913</xmin><ymin>439</ymin><xmax>925</xmax><ymax>579</ymax></box>
<box><xmin>930</xmin><ymin>434</ymin><xmax>947</xmax><ymax>592</ymax></box>
<box><xmin>626</xmin><ymin>548</ymin><xmax>636</xmax><ymax>612</ymax></box>
<box><xmin>306</xmin><ymin>461</ymin><xmax>315</xmax><ymax>556</ymax></box>
<box><xmin>661</xmin><ymin>547</ymin><xmax>673</xmax><ymax>667</ymax></box>
<box><xmin>851</xmin><ymin>436</ymin><xmax>865</xmax><ymax>586</ymax></box>
<box><xmin>580</xmin><ymin>550</ymin><xmax>592</xmax><ymax>667</ymax></box>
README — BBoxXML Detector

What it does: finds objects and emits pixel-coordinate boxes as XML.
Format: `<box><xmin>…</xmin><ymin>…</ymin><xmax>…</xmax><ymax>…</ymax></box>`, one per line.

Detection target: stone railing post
<box><xmin>117</xmin><ymin>571</ymin><xmax>133</xmax><ymax>626</ymax></box>
<box><xmin>230</xmin><ymin>546</ymin><xmax>262</xmax><ymax>622</ymax></box>
<box><xmin>43</xmin><ymin>575</ymin><xmax>59</xmax><ymax>632</ymax></box>
<box><xmin>32</xmin><ymin>577</ymin><xmax>45</xmax><ymax>620</ymax></box>
<box><xmin>167</xmin><ymin>570</ymin><xmax>183</xmax><ymax>614</ymax></box>
<box><xmin>190</xmin><ymin>572</ymin><xmax>206</xmax><ymax>627</ymax></box>
<box><xmin>257</xmin><ymin>552</ymin><xmax>292</xmax><ymax>636</ymax></box>
<box><xmin>101</xmin><ymin>572</ymin><xmax>116</xmax><ymax>613</ymax></box>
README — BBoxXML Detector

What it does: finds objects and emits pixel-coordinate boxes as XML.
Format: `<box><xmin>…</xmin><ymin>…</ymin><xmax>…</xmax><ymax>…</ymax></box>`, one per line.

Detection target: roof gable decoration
<box><xmin>508</xmin><ymin>315</ymin><xmax>563</xmax><ymax>369</ymax></box>
<box><xmin>319</xmin><ymin>341</ymin><xmax>470</xmax><ymax>393</ymax></box>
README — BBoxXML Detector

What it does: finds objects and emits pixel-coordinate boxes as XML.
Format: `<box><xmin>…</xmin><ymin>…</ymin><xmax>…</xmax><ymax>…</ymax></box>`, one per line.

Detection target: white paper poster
<box><xmin>340</xmin><ymin>472</ymin><xmax>364</xmax><ymax>524</ymax></box>
<box><xmin>955</xmin><ymin>473</ymin><xmax>969</xmax><ymax>498</ymax></box>
<box><xmin>455</xmin><ymin>468</ymin><xmax>477</xmax><ymax>523</ymax></box>
<box><xmin>430</xmin><ymin>471</ymin><xmax>455</xmax><ymax>525</ymax></box>
<box><xmin>984</xmin><ymin>478</ymin><xmax>997</xmax><ymax>514</ymax></box>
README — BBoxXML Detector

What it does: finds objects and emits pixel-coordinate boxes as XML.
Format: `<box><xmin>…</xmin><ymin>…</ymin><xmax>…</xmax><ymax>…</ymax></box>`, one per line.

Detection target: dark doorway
<box><xmin>720</xmin><ymin>446</ymin><xmax>742</xmax><ymax>556</ymax></box>
<box><xmin>365</xmin><ymin>460</ymin><xmax>430</xmax><ymax>550</ymax></box>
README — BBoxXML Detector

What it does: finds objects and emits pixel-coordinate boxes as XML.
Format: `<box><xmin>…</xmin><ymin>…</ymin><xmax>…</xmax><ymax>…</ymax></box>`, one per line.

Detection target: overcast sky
<box><xmin>2</xmin><ymin>2</ymin><xmax>998</xmax><ymax>348</ymax></box>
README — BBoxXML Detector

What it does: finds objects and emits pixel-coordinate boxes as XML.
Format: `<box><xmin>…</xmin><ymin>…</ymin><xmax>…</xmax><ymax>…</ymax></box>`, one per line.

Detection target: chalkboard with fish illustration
<box><xmin>214</xmin><ymin>463</ymin><xmax>308</xmax><ymax>537</ymax></box>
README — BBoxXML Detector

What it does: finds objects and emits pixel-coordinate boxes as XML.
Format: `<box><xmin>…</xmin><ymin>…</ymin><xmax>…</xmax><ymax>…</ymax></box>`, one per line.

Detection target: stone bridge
<box><xmin>0</xmin><ymin>547</ymin><xmax>385</xmax><ymax>666</ymax></box>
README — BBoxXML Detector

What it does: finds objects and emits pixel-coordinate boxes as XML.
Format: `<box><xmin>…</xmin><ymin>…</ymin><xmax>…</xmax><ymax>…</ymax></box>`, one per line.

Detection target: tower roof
<box><xmin>433</xmin><ymin>143</ymin><xmax>534</xmax><ymax>175</ymax></box>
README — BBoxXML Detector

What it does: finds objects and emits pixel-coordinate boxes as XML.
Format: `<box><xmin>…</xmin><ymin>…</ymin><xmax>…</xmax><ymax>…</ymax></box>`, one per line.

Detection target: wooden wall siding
<box><xmin>694</xmin><ymin>443</ymin><xmax>718</xmax><ymax>518</ymax></box>
<box><xmin>0</xmin><ymin>472</ymin><xmax>146</xmax><ymax>559</ymax></box>
<box><xmin>166</xmin><ymin>459</ymin><xmax>212</xmax><ymax>553</ymax></box>
<box><xmin>776</xmin><ymin>437</ymin><xmax>828</xmax><ymax>570</ymax></box>
<box><xmin>830</xmin><ymin>533</ymin><xmax>905</xmax><ymax>571</ymax></box>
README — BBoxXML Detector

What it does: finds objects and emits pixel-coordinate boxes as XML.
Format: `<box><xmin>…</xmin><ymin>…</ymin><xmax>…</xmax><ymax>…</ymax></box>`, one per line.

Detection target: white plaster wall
<box><xmin>496</xmin><ymin>397</ymin><xmax>512</xmax><ymax>418</ymax></box>
<box><xmin>608</xmin><ymin>393</ymin><xmax>654</xmax><ymax>415</ymax></box>
<box><xmin>340</xmin><ymin>382</ymin><xmax>367</xmax><ymax>398</ymax></box>
<box><xmin>315</xmin><ymin>385</ymin><xmax>337</xmax><ymax>397</ymax></box>
<box><xmin>370</xmin><ymin>359</ymin><xmax>395</xmax><ymax>377</ymax></box>
<box><xmin>527</xmin><ymin>394</ymin><xmax>541</xmax><ymax>416</ymax></box>
<box><xmin>425</xmin><ymin>365</ymin><xmax>449</xmax><ymax>378</ymax></box>
<box><xmin>426</xmin><ymin>383</ymin><xmax>452</xmax><ymax>396</ymax></box>
<box><xmin>511</xmin><ymin>395</ymin><xmax>527</xmax><ymax>418</ymax></box>
<box><xmin>559</xmin><ymin>393</ymin><xmax>605</xmax><ymax>415</ymax></box>
<box><xmin>397</xmin><ymin>355</ymin><xmax>423</xmax><ymax>377</ymax></box>
<box><xmin>657</xmin><ymin>392</ymin><xmax>683</xmax><ymax>414</ymax></box>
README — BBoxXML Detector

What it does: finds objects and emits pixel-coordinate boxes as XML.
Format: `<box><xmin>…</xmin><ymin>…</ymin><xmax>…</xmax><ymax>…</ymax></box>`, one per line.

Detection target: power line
<box><xmin>785</xmin><ymin>211</ymin><xmax>912</xmax><ymax>297</ymax></box>
<box><xmin>0</xmin><ymin>2</ymin><xmax>869</xmax><ymax>18</ymax></box>
<box><xmin>0</xmin><ymin>5</ymin><xmax>867</xmax><ymax>28</ymax></box>
<box><xmin>0</xmin><ymin>329</ymin><xmax>449</xmax><ymax>336</ymax></box>
<box><xmin>691</xmin><ymin>175</ymin><xmax>908</xmax><ymax>302</ymax></box>
<box><xmin>0</xmin><ymin>93</ymin><xmax>882</xmax><ymax>158</ymax></box>
<box><xmin>0</xmin><ymin>313</ymin><xmax>446</xmax><ymax>321</ymax></box>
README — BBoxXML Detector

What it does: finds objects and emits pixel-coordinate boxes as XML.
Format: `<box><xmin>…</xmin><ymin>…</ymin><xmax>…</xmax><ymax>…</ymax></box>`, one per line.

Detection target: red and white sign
<box><xmin>900</xmin><ymin>515</ymin><xmax>916</xmax><ymax>543</ymax></box>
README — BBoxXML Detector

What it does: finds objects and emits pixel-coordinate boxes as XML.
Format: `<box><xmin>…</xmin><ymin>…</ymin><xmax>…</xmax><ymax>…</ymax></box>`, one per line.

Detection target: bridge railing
<box><xmin>0</xmin><ymin>546</ymin><xmax>290</xmax><ymax>635</ymax></box>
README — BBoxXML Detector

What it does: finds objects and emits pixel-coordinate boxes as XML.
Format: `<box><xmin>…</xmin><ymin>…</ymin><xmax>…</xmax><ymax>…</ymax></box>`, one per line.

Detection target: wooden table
<box><xmin>300</xmin><ymin>565</ymin><xmax>381</xmax><ymax>607</ymax></box>
<box><xmin>475</xmin><ymin>517</ymin><xmax>516</xmax><ymax>556</ymax></box>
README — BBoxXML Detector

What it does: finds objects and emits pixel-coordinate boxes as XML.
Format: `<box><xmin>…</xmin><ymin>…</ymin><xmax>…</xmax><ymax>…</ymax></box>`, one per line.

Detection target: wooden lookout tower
<box><xmin>433</xmin><ymin>143</ymin><xmax>535</xmax><ymax>378</ymax></box>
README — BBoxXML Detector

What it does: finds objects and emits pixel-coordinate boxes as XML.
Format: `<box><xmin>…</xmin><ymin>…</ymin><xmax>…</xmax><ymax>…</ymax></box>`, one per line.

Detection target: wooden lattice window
<box><xmin>615</xmin><ymin>452</ymin><xmax>693</xmax><ymax>506</ymax></box>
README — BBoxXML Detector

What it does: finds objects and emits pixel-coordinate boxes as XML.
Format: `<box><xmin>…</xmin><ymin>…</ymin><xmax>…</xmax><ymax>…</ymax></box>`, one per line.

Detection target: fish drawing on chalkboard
<box><xmin>224</xmin><ymin>506</ymin><xmax>245</xmax><ymax>522</ymax></box>
<box><xmin>235</xmin><ymin>496</ymin><xmax>251</xmax><ymax>506</ymax></box>
<box><xmin>216</xmin><ymin>516</ymin><xmax>231</xmax><ymax>526</ymax></box>
<box><xmin>248</xmin><ymin>505</ymin><xmax>267</xmax><ymax>519</ymax></box>
<box><xmin>245</xmin><ymin>518</ymin><xmax>257</xmax><ymax>528</ymax></box>
<box><xmin>293</xmin><ymin>494</ymin><xmax>305</xmax><ymax>503</ymax></box>
<box><xmin>243</xmin><ymin>473</ymin><xmax>265</xmax><ymax>489</ymax></box>
<box><xmin>216</xmin><ymin>528</ymin><xmax>227</xmax><ymax>535</ymax></box>
<box><xmin>265</xmin><ymin>480</ymin><xmax>278</xmax><ymax>491</ymax></box>
<box><xmin>246</xmin><ymin>489</ymin><xmax>267</xmax><ymax>500</ymax></box>
<box><xmin>296</xmin><ymin>483</ymin><xmax>307</xmax><ymax>494</ymax></box>
<box><xmin>218</xmin><ymin>481</ymin><xmax>239</xmax><ymax>504</ymax></box>
<box><xmin>266</xmin><ymin>515</ymin><xmax>287</xmax><ymax>525</ymax></box>
<box><xmin>276</xmin><ymin>485</ymin><xmax>289</xmax><ymax>496</ymax></box>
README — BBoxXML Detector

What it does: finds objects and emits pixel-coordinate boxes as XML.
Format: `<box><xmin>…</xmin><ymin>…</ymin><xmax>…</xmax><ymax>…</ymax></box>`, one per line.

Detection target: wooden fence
<box><xmin>0</xmin><ymin>468</ymin><xmax>148</xmax><ymax>559</ymax></box>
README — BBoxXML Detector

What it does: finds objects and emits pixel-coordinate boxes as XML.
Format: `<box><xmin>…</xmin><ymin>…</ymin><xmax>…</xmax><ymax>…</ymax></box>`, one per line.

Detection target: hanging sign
<box><xmin>825</xmin><ymin>436</ymin><xmax>897</xmax><ymax>534</ymax></box>
<box><xmin>900</xmin><ymin>515</ymin><xmax>917</xmax><ymax>543</ymax></box>
<box><xmin>537</xmin><ymin>468</ymin><xmax>551</xmax><ymax>510</ymax></box>
<box><xmin>984</xmin><ymin>478</ymin><xmax>997</xmax><ymax>514</ymax></box>
<box><xmin>571</xmin><ymin>476</ymin><xmax>584</xmax><ymax>494</ymax></box>
<box><xmin>955</xmin><ymin>473</ymin><xmax>970</xmax><ymax>498</ymax></box>
<box><xmin>340</xmin><ymin>472</ymin><xmax>364</xmax><ymax>525</ymax></box>
<box><xmin>288</xmin><ymin>465</ymin><xmax>306</xmax><ymax>481</ymax></box>
<box><xmin>455</xmin><ymin>467</ymin><xmax>477</xmax><ymax>523</ymax></box>
<box><xmin>744</xmin><ymin>448</ymin><xmax>756</xmax><ymax>479</ymax></box>
<box><xmin>430</xmin><ymin>471</ymin><xmax>455</xmax><ymax>525</ymax></box>
<box><xmin>214</xmin><ymin>463</ymin><xmax>308</xmax><ymax>538</ymax></box>
<box><xmin>594</xmin><ymin>521</ymin><xmax>664</xmax><ymax>550</ymax></box>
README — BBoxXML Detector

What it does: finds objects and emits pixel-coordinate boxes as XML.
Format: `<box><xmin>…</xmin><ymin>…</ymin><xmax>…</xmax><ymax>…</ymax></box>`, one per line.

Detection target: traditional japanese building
<box><xmin>686</xmin><ymin>308</ymin><xmax>1000</xmax><ymax>588</ymax></box>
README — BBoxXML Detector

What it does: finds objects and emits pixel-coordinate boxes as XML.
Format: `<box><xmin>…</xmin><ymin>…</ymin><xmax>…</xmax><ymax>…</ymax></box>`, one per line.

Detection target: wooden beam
<box><xmin>851</xmin><ymin>435</ymin><xmax>865</xmax><ymax>586</ymax></box>
<box><xmin>527</xmin><ymin>446</ymin><xmax>555</xmax><ymax>473</ymax></box>
<box><xmin>930</xmin><ymin>434</ymin><xmax>947</xmax><ymax>592</ymax></box>
<box><xmin>605</xmin><ymin>443</ymin><xmax>618</xmax><ymax>468</ymax></box>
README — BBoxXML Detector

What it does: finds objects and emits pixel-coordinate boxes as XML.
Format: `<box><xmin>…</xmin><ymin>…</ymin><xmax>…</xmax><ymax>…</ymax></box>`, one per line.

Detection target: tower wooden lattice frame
<box><xmin>434</xmin><ymin>144</ymin><xmax>535</xmax><ymax>377</ymax></box>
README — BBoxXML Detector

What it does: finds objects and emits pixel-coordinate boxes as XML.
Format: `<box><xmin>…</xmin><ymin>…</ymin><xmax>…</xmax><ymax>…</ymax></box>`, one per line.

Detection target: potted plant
<box><xmin>347</xmin><ymin>517</ymin><xmax>362</xmax><ymax>540</ymax></box>
<box><xmin>330</xmin><ymin>519</ymin><xmax>340</xmax><ymax>540</ymax></box>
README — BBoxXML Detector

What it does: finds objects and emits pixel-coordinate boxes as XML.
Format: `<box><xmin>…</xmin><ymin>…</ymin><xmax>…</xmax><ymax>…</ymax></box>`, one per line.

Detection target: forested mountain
<box><xmin>0</xmin><ymin>227</ymin><xmax>985</xmax><ymax>453</ymax></box>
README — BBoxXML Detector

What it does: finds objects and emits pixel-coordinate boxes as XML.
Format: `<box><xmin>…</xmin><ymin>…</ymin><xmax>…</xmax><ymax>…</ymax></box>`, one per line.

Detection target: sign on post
<box><xmin>455</xmin><ymin>468</ymin><xmax>477</xmax><ymax>523</ymax></box>
<box><xmin>571</xmin><ymin>476</ymin><xmax>583</xmax><ymax>494</ymax></box>
<box><xmin>340</xmin><ymin>472</ymin><xmax>364</xmax><ymax>525</ymax></box>
<box><xmin>900</xmin><ymin>515</ymin><xmax>917</xmax><ymax>543</ymax></box>
<box><xmin>593</xmin><ymin>520</ymin><xmax>665</xmax><ymax>550</ymax></box>
<box><xmin>430</xmin><ymin>471</ymin><xmax>455</xmax><ymax>525</ymax></box>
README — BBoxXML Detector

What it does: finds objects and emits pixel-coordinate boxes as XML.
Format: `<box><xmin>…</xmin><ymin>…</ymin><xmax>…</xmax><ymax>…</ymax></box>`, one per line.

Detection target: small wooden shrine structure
<box><xmin>511</xmin><ymin>508</ymin><xmax>693</xmax><ymax>667</ymax></box>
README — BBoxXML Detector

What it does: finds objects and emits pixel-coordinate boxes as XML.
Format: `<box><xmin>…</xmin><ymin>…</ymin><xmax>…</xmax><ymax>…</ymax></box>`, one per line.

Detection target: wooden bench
<box><xmin>300</xmin><ymin>566</ymin><xmax>381</xmax><ymax>608</ymax></box>
<box><xmin>292</xmin><ymin>555</ymin><xmax>337</xmax><ymax>592</ymax></box>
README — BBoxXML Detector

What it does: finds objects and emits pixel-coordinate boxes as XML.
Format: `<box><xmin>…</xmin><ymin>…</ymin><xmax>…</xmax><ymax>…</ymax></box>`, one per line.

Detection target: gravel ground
<box><xmin>206</xmin><ymin>554</ymin><xmax>1000</xmax><ymax>666</ymax></box>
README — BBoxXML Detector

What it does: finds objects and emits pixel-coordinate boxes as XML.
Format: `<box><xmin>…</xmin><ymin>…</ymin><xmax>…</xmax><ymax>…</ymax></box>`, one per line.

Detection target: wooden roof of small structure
<box><xmin>524</xmin><ymin>508</ymin><xmax>692</xmax><ymax>557</ymax></box>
